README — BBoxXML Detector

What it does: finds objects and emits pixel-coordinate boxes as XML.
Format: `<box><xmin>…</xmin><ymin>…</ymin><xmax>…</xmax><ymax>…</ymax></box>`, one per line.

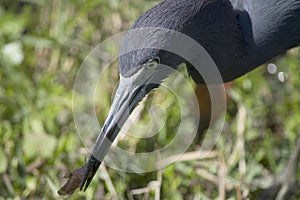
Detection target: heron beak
<box><xmin>80</xmin><ymin>70</ymin><xmax>159</xmax><ymax>191</ymax></box>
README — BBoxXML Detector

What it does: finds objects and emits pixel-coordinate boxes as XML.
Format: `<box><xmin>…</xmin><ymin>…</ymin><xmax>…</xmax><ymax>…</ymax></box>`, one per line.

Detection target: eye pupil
<box><xmin>148</xmin><ymin>63</ymin><xmax>155</xmax><ymax>68</ymax></box>
<box><xmin>146</xmin><ymin>61</ymin><xmax>158</xmax><ymax>69</ymax></box>
<box><xmin>145</xmin><ymin>56</ymin><xmax>160</xmax><ymax>69</ymax></box>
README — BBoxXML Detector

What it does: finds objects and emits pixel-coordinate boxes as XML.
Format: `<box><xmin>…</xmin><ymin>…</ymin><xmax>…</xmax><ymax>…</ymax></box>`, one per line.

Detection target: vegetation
<box><xmin>0</xmin><ymin>0</ymin><xmax>299</xmax><ymax>199</ymax></box>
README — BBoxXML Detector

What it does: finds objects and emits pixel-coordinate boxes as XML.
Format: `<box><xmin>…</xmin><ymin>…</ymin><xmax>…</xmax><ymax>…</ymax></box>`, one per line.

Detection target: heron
<box><xmin>78</xmin><ymin>0</ymin><xmax>300</xmax><ymax>191</ymax></box>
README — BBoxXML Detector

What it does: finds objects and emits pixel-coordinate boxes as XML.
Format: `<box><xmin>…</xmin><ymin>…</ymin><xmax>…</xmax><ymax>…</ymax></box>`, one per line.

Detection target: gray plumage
<box><xmin>119</xmin><ymin>0</ymin><xmax>300</xmax><ymax>82</ymax></box>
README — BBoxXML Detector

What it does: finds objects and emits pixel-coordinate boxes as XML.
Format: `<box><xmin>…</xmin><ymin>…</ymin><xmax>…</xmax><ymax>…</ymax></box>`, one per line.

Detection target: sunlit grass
<box><xmin>0</xmin><ymin>1</ymin><xmax>299</xmax><ymax>199</ymax></box>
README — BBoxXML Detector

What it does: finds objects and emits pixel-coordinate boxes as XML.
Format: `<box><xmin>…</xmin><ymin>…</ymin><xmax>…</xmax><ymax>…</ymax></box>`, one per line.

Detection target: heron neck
<box><xmin>191</xmin><ymin>0</ymin><xmax>300</xmax><ymax>82</ymax></box>
<box><xmin>232</xmin><ymin>0</ymin><xmax>300</xmax><ymax>79</ymax></box>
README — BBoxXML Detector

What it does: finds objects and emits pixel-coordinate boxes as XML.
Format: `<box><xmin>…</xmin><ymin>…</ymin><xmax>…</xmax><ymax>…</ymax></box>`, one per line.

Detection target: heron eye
<box><xmin>145</xmin><ymin>56</ymin><xmax>160</xmax><ymax>69</ymax></box>
<box><xmin>146</xmin><ymin>60</ymin><xmax>158</xmax><ymax>69</ymax></box>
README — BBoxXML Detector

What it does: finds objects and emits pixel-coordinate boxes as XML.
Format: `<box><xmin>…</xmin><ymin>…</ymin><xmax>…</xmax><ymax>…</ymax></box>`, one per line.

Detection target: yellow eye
<box><xmin>146</xmin><ymin>60</ymin><xmax>158</xmax><ymax>69</ymax></box>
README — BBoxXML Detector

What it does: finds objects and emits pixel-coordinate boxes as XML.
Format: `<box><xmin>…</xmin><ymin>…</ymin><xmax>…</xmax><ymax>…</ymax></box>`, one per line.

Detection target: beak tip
<box><xmin>80</xmin><ymin>155</ymin><xmax>101</xmax><ymax>191</ymax></box>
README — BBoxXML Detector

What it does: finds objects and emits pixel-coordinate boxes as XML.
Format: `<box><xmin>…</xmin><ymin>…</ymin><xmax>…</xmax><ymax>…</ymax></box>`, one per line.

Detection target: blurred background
<box><xmin>0</xmin><ymin>0</ymin><xmax>299</xmax><ymax>199</ymax></box>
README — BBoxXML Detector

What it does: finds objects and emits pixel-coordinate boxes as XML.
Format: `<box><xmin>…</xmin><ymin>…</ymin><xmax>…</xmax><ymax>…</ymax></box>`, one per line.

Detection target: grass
<box><xmin>0</xmin><ymin>0</ymin><xmax>299</xmax><ymax>199</ymax></box>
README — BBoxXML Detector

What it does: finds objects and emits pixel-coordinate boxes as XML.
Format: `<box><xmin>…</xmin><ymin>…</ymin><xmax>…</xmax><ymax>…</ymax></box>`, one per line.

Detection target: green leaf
<box><xmin>0</xmin><ymin>146</ymin><xmax>7</xmax><ymax>173</ymax></box>
<box><xmin>23</xmin><ymin>132</ymin><xmax>57</xmax><ymax>159</ymax></box>
<box><xmin>1</xmin><ymin>41</ymin><xmax>24</xmax><ymax>66</ymax></box>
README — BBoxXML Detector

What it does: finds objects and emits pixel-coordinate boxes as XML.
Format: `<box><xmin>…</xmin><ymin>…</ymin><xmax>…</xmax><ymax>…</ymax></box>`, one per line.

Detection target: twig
<box><xmin>25</xmin><ymin>159</ymin><xmax>45</xmax><ymax>173</ymax></box>
<box><xmin>218</xmin><ymin>156</ymin><xmax>226</xmax><ymax>200</ymax></box>
<box><xmin>100</xmin><ymin>165</ymin><xmax>117</xmax><ymax>199</ymax></box>
<box><xmin>157</xmin><ymin>150</ymin><xmax>218</xmax><ymax>167</ymax></box>
<box><xmin>196</xmin><ymin>168</ymin><xmax>218</xmax><ymax>183</ymax></box>
<box><xmin>2</xmin><ymin>173</ymin><xmax>14</xmax><ymax>195</ymax></box>
<box><xmin>236</xmin><ymin>105</ymin><xmax>248</xmax><ymax>197</ymax></box>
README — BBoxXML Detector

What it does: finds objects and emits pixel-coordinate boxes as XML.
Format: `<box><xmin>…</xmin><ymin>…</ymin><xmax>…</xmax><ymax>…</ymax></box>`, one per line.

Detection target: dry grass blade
<box><xmin>100</xmin><ymin>165</ymin><xmax>117</xmax><ymax>199</ymax></box>
<box><xmin>157</xmin><ymin>150</ymin><xmax>218</xmax><ymax>167</ymax></box>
